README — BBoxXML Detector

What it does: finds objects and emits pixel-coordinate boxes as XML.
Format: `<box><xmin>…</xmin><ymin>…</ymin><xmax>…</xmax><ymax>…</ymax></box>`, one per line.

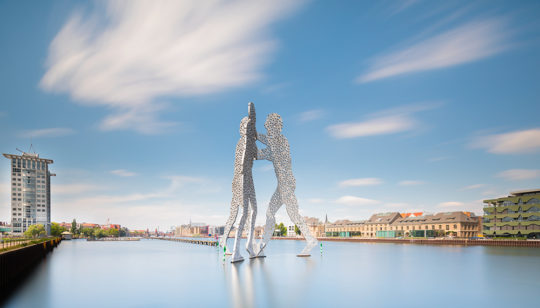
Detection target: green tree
<box><xmin>274</xmin><ymin>223</ymin><xmax>287</xmax><ymax>236</ymax></box>
<box><xmin>94</xmin><ymin>228</ymin><xmax>107</xmax><ymax>238</ymax></box>
<box><xmin>107</xmin><ymin>228</ymin><xmax>119</xmax><ymax>237</ymax></box>
<box><xmin>81</xmin><ymin>228</ymin><xmax>95</xmax><ymax>237</ymax></box>
<box><xmin>24</xmin><ymin>224</ymin><xmax>46</xmax><ymax>238</ymax></box>
<box><xmin>71</xmin><ymin>219</ymin><xmax>77</xmax><ymax>234</ymax></box>
<box><xmin>295</xmin><ymin>225</ymin><xmax>301</xmax><ymax>235</ymax></box>
<box><xmin>50</xmin><ymin>222</ymin><xmax>66</xmax><ymax>237</ymax></box>
<box><xmin>119</xmin><ymin>227</ymin><xmax>128</xmax><ymax>237</ymax></box>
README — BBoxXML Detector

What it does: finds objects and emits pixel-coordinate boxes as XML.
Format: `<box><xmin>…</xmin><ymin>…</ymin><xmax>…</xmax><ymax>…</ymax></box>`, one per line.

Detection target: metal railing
<box><xmin>0</xmin><ymin>238</ymin><xmax>33</xmax><ymax>250</ymax></box>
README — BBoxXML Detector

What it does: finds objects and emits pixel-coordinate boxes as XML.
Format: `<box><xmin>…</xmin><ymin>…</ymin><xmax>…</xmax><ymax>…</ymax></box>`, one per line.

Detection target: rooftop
<box><xmin>3</xmin><ymin>153</ymin><xmax>54</xmax><ymax>164</ymax></box>
<box><xmin>510</xmin><ymin>189</ymin><xmax>540</xmax><ymax>196</ymax></box>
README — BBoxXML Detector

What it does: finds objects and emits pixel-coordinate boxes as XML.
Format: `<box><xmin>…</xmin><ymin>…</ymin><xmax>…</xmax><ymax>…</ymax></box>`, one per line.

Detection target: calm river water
<box><xmin>4</xmin><ymin>239</ymin><xmax>540</xmax><ymax>307</ymax></box>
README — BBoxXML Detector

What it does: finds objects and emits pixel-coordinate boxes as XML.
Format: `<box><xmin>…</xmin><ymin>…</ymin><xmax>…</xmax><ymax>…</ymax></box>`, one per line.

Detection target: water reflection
<box><xmin>227</xmin><ymin>258</ymin><xmax>266</xmax><ymax>308</ymax></box>
<box><xmin>225</xmin><ymin>252</ymin><xmax>318</xmax><ymax>308</ymax></box>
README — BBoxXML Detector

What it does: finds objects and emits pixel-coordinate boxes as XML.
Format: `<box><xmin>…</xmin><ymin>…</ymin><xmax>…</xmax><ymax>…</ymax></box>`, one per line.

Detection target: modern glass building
<box><xmin>3</xmin><ymin>152</ymin><xmax>54</xmax><ymax>235</ymax></box>
<box><xmin>483</xmin><ymin>189</ymin><xmax>540</xmax><ymax>238</ymax></box>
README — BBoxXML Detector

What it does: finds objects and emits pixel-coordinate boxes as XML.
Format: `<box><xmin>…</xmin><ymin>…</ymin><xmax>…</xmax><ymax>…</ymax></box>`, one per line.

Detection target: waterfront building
<box><xmin>3</xmin><ymin>151</ymin><xmax>54</xmax><ymax>235</ymax></box>
<box><xmin>364</xmin><ymin>212</ymin><xmax>402</xmax><ymax>237</ymax></box>
<box><xmin>305</xmin><ymin>217</ymin><xmax>326</xmax><ymax>237</ymax></box>
<box><xmin>325</xmin><ymin>220</ymin><xmax>366</xmax><ymax>237</ymax></box>
<box><xmin>81</xmin><ymin>223</ymin><xmax>100</xmax><ymax>229</ymax></box>
<box><xmin>287</xmin><ymin>225</ymin><xmax>296</xmax><ymax>237</ymax></box>
<box><xmin>483</xmin><ymin>189</ymin><xmax>540</xmax><ymax>238</ymax></box>
<box><xmin>325</xmin><ymin>211</ymin><xmax>481</xmax><ymax>238</ymax></box>
<box><xmin>0</xmin><ymin>222</ymin><xmax>11</xmax><ymax>235</ymax></box>
<box><xmin>391</xmin><ymin>212</ymin><xmax>480</xmax><ymax>238</ymax></box>
<box><xmin>175</xmin><ymin>223</ymin><xmax>209</xmax><ymax>237</ymax></box>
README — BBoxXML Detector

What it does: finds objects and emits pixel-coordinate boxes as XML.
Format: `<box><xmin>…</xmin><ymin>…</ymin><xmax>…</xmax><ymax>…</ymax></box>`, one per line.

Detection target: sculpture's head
<box><xmin>265</xmin><ymin>113</ymin><xmax>282</xmax><ymax>135</ymax></box>
<box><xmin>239</xmin><ymin>116</ymin><xmax>249</xmax><ymax>136</ymax></box>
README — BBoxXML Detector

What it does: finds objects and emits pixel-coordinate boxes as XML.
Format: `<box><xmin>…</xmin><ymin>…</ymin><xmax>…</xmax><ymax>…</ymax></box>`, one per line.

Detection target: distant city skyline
<box><xmin>1</xmin><ymin>1</ymin><xmax>540</xmax><ymax>230</ymax></box>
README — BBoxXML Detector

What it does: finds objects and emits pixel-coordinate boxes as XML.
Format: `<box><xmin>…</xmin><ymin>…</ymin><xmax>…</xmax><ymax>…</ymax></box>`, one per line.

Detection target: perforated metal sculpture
<box><xmin>220</xmin><ymin>103</ymin><xmax>258</xmax><ymax>262</ymax></box>
<box><xmin>255</xmin><ymin>113</ymin><xmax>318</xmax><ymax>257</ymax></box>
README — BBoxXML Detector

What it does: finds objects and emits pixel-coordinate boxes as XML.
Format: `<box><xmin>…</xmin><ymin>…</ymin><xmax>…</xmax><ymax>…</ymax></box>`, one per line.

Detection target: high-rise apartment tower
<box><xmin>3</xmin><ymin>151</ymin><xmax>54</xmax><ymax>235</ymax></box>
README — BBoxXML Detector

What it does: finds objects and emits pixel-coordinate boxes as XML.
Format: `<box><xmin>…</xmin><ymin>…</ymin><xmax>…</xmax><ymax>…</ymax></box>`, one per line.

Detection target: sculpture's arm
<box><xmin>257</xmin><ymin>133</ymin><xmax>268</xmax><ymax>145</ymax></box>
<box><xmin>257</xmin><ymin>147</ymin><xmax>271</xmax><ymax>161</ymax></box>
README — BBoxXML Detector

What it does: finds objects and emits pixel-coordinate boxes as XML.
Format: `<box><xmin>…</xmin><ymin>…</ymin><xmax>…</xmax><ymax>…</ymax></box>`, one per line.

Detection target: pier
<box><xmin>151</xmin><ymin>237</ymin><xmax>218</xmax><ymax>246</ymax></box>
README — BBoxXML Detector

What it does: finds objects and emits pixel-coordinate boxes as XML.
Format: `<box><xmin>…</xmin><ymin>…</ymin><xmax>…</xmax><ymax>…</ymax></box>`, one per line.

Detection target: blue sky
<box><xmin>1</xmin><ymin>0</ymin><xmax>539</xmax><ymax>230</ymax></box>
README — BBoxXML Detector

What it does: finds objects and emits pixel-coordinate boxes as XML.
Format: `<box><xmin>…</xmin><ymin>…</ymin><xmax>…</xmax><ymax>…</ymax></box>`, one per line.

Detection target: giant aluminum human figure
<box><xmin>255</xmin><ymin>113</ymin><xmax>318</xmax><ymax>257</ymax></box>
<box><xmin>220</xmin><ymin>103</ymin><xmax>258</xmax><ymax>262</ymax></box>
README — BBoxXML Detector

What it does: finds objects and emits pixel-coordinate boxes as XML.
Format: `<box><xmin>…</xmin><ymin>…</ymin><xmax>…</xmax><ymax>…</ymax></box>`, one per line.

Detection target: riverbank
<box><xmin>86</xmin><ymin>237</ymin><xmax>140</xmax><ymax>241</ymax></box>
<box><xmin>0</xmin><ymin>238</ymin><xmax>61</xmax><ymax>303</ymax></box>
<box><xmin>272</xmin><ymin>236</ymin><xmax>540</xmax><ymax>247</ymax></box>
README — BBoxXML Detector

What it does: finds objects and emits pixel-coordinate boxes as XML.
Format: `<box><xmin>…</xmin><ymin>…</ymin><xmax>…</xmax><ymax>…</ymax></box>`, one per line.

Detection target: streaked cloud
<box><xmin>110</xmin><ymin>169</ymin><xmax>137</xmax><ymax>177</ymax></box>
<box><xmin>472</xmin><ymin>128</ymin><xmax>540</xmax><ymax>154</ymax></box>
<box><xmin>335</xmin><ymin>195</ymin><xmax>381</xmax><ymax>206</ymax></box>
<box><xmin>328</xmin><ymin>115</ymin><xmax>415</xmax><ymax>139</ymax></box>
<box><xmin>462</xmin><ymin>184</ymin><xmax>485</xmax><ymax>190</ymax></box>
<box><xmin>327</xmin><ymin>102</ymin><xmax>440</xmax><ymax>139</ymax></box>
<box><xmin>18</xmin><ymin>127</ymin><xmax>76</xmax><ymax>138</ymax></box>
<box><xmin>357</xmin><ymin>18</ymin><xmax>510</xmax><ymax>83</ymax></box>
<box><xmin>339</xmin><ymin>178</ymin><xmax>383</xmax><ymax>187</ymax></box>
<box><xmin>54</xmin><ymin>183</ymin><xmax>106</xmax><ymax>195</ymax></box>
<box><xmin>428</xmin><ymin>156</ymin><xmax>450</xmax><ymax>162</ymax></box>
<box><xmin>299</xmin><ymin>109</ymin><xmax>324</xmax><ymax>123</ymax></box>
<box><xmin>438</xmin><ymin>201</ymin><xmax>465</xmax><ymax>207</ymax></box>
<box><xmin>41</xmin><ymin>0</ymin><xmax>304</xmax><ymax>134</ymax></box>
<box><xmin>388</xmin><ymin>0</ymin><xmax>420</xmax><ymax>16</ymax></box>
<box><xmin>398</xmin><ymin>180</ymin><xmax>425</xmax><ymax>186</ymax></box>
<box><xmin>497</xmin><ymin>169</ymin><xmax>540</xmax><ymax>181</ymax></box>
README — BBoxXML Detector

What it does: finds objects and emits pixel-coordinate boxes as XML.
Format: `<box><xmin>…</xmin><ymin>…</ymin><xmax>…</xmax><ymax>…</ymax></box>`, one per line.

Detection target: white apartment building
<box><xmin>3</xmin><ymin>151</ymin><xmax>54</xmax><ymax>235</ymax></box>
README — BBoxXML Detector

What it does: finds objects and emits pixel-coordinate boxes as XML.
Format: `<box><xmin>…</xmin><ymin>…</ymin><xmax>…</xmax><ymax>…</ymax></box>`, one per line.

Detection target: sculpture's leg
<box><xmin>231</xmin><ymin>197</ymin><xmax>249</xmax><ymax>263</ymax></box>
<box><xmin>256</xmin><ymin>190</ymin><xmax>282</xmax><ymax>257</ymax></box>
<box><xmin>220</xmin><ymin>196</ymin><xmax>240</xmax><ymax>252</ymax></box>
<box><xmin>285</xmin><ymin>193</ymin><xmax>318</xmax><ymax>256</ymax></box>
<box><xmin>245</xmin><ymin>178</ymin><xmax>257</xmax><ymax>258</ymax></box>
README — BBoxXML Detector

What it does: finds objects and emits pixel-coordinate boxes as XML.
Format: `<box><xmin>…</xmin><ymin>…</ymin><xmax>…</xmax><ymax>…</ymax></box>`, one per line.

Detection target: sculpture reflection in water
<box><xmin>220</xmin><ymin>103</ymin><xmax>317</xmax><ymax>262</ymax></box>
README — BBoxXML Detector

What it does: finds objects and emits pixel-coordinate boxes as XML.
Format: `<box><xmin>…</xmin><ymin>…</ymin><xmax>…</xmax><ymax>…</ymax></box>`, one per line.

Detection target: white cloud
<box><xmin>18</xmin><ymin>127</ymin><xmax>76</xmax><ymax>138</ymax></box>
<box><xmin>357</xmin><ymin>18</ymin><xmax>509</xmax><ymax>83</ymax></box>
<box><xmin>307</xmin><ymin>198</ymin><xmax>324</xmax><ymax>204</ymax></box>
<box><xmin>339</xmin><ymin>178</ymin><xmax>383</xmax><ymax>187</ymax></box>
<box><xmin>164</xmin><ymin>175</ymin><xmax>205</xmax><ymax>193</ymax></box>
<box><xmin>335</xmin><ymin>196</ymin><xmax>381</xmax><ymax>206</ymax></box>
<box><xmin>41</xmin><ymin>0</ymin><xmax>304</xmax><ymax>134</ymax></box>
<box><xmin>110</xmin><ymin>169</ymin><xmax>137</xmax><ymax>177</ymax></box>
<box><xmin>497</xmin><ymin>169</ymin><xmax>540</xmax><ymax>181</ymax></box>
<box><xmin>299</xmin><ymin>109</ymin><xmax>324</xmax><ymax>123</ymax></box>
<box><xmin>327</xmin><ymin>102</ymin><xmax>440</xmax><ymax>139</ymax></box>
<box><xmin>462</xmin><ymin>184</ymin><xmax>485</xmax><ymax>190</ymax></box>
<box><xmin>398</xmin><ymin>180</ymin><xmax>424</xmax><ymax>186</ymax></box>
<box><xmin>472</xmin><ymin>128</ymin><xmax>540</xmax><ymax>154</ymax></box>
<box><xmin>328</xmin><ymin>115</ymin><xmax>415</xmax><ymax>139</ymax></box>
<box><xmin>438</xmin><ymin>201</ymin><xmax>465</xmax><ymax>207</ymax></box>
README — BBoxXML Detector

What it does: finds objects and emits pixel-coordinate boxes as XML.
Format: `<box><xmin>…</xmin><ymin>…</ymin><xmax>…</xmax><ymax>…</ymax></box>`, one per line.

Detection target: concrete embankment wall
<box><xmin>272</xmin><ymin>236</ymin><xmax>540</xmax><ymax>248</ymax></box>
<box><xmin>0</xmin><ymin>238</ymin><xmax>61</xmax><ymax>301</ymax></box>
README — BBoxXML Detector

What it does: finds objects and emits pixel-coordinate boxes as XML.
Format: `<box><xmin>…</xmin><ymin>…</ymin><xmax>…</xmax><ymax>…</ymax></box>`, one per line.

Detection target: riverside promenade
<box><xmin>272</xmin><ymin>236</ymin><xmax>540</xmax><ymax>248</ymax></box>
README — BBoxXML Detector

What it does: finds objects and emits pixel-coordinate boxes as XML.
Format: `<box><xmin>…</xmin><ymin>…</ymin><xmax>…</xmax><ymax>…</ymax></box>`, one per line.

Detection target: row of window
<box><xmin>484</xmin><ymin>206</ymin><xmax>540</xmax><ymax>215</ymax></box>
<box><xmin>499</xmin><ymin>199</ymin><xmax>540</xmax><ymax>206</ymax></box>
<box><xmin>11</xmin><ymin>159</ymin><xmax>48</xmax><ymax>171</ymax></box>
